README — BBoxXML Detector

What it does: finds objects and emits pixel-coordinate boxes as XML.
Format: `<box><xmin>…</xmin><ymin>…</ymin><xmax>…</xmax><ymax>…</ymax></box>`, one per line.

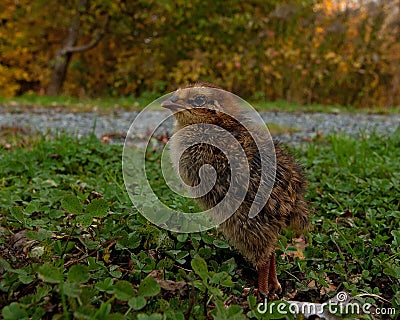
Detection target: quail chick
<box><xmin>161</xmin><ymin>82</ymin><xmax>309</xmax><ymax>296</ymax></box>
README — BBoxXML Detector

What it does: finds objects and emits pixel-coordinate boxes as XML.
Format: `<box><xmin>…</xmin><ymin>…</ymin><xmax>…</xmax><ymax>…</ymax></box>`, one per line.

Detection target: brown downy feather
<box><xmin>165</xmin><ymin>82</ymin><xmax>310</xmax><ymax>291</ymax></box>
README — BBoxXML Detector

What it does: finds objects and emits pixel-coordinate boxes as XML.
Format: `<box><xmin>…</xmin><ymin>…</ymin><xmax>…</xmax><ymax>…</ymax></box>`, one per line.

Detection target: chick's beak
<box><xmin>161</xmin><ymin>95</ymin><xmax>187</xmax><ymax>111</ymax></box>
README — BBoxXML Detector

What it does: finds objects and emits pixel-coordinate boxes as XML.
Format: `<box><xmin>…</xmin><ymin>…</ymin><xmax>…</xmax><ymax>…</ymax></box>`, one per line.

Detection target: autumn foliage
<box><xmin>0</xmin><ymin>0</ymin><xmax>399</xmax><ymax>107</ymax></box>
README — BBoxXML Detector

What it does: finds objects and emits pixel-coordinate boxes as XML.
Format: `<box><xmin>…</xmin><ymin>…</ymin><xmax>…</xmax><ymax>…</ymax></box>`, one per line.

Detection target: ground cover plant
<box><xmin>0</xmin><ymin>127</ymin><xmax>399</xmax><ymax>319</ymax></box>
<box><xmin>2</xmin><ymin>94</ymin><xmax>400</xmax><ymax>114</ymax></box>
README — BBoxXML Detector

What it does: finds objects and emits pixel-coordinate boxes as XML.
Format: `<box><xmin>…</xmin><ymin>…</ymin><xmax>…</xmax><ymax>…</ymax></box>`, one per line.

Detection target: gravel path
<box><xmin>0</xmin><ymin>108</ymin><xmax>399</xmax><ymax>146</ymax></box>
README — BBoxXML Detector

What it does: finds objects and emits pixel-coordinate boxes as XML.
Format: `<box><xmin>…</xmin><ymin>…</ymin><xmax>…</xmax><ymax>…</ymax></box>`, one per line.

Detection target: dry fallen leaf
<box><xmin>147</xmin><ymin>270</ymin><xmax>186</xmax><ymax>294</ymax></box>
<box><xmin>307</xmin><ymin>280</ymin><xmax>317</xmax><ymax>289</ymax></box>
<box><xmin>101</xmin><ymin>132</ymin><xmax>125</xmax><ymax>144</ymax></box>
<box><xmin>282</xmin><ymin>235</ymin><xmax>308</xmax><ymax>260</ymax></box>
<box><xmin>320</xmin><ymin>276</ymin><xmax>337</xmax><ymax>295</ymax></box>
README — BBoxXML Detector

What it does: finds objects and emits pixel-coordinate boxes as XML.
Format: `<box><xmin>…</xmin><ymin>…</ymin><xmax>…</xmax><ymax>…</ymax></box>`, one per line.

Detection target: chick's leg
<box><xmin>257</xmin><ymin>258</ymin><xmax>270</xmax><ymax>294</ymax></box>
<box><xmin>268</xmin><ymin>251</ymin><xmax>282</xmax><ymax>294</ymax></box>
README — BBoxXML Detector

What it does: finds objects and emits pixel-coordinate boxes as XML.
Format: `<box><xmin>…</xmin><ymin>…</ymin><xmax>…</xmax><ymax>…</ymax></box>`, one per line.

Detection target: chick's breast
<box><xmin>169</xmin><ymin>123</ymin><xmax>237</xmax><ymax>206</ymax></box>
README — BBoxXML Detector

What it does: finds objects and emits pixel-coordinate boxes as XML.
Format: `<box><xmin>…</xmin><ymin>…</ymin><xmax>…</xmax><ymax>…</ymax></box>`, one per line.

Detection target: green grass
<box><xmin>1</xmin><ymin>93</ymin><xmax>400</xmax><ymax>114</ymax></box>
<box><xmin>0</xmin><ymin>93</ymin><xmax>158</xmax><ymax>113</ymax></box>
<box><xmin>252</xmin><ymin>100</ymin><xmax>400</xmax><ymax>114</ymax></box>
<box><xmin>0</xmin><ymin>128</ymin><xmax>399</xmax><ymax>319</ymax></box>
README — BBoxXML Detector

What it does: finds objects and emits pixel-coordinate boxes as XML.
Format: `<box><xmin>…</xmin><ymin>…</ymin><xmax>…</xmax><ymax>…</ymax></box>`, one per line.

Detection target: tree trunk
<box><xmin>47</xmin><ymin>51</ymin><xmax>74</xmax><ymax>96</ymax></box>
<box><xmin>47</xmin><ymin>0</ymin><xmax>108</xmax><ymax>96</ymax></box>
<box><xmin>47</xmin><ymin>0</ymin><xmax>87</xmax><ymax>96</ymax></box>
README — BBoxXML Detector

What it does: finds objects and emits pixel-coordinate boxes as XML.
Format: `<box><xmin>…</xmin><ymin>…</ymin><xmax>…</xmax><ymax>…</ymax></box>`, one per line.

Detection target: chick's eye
<box><xmin>191</xmin><ymin>95</ymin><xmax>206</xmax><ymax>107</ymax></box>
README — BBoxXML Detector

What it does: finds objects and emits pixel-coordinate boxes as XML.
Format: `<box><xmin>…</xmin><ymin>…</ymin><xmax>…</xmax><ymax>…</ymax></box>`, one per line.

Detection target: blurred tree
<box><xmin>0</xmin><ymin>0</ymin><xmax>399</xmax><ymax>107</ymax></box>
<box><xmin>47</xmin><ymin>0</ymin><xmax>109</xmax><ymax>95</ymax></box>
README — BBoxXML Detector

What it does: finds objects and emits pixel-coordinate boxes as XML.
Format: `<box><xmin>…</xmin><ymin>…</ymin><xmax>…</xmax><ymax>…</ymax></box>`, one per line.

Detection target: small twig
<box><xmin>174</xmin><ymin>264</ymin><xmax>192</xmax><ymax>272</ymax></box>
<box><xmin>354</xmin><ymin>293</ymin><xmax>391</xmax><ymax>304</ymax></box>
<box><xmin>185</xmin><ymin>275</ymin><xmax>196</xmax><ymax>319</ymax></box>
<box><xmin>282</xmin><ymin>269</ymin><xmax>302</xmax><ymax>282</ymax></box>
<box><xmin>203</xmin><ymin>287</ymin><xmax>208</xmax><ymax>316</ymax></box>
<box><xmin>64</xmin><ymin>239</ymin><xmax>117</xmax><ymax>268</ymax></box>
<box><xmin>60</xmin><ymin>282</ymin><xmax>70</xmax><ymax>320</ymax></box>
<box><xmin>381</xmin><ymin>250</ymin><xmax>400</xmax><ymax>263</ymax></box>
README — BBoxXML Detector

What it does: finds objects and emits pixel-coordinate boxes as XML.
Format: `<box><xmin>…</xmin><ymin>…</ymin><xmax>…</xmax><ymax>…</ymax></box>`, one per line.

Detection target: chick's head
<box><xmin>161</xmin><ymin>83</ymin><xmax>241</xmax><ymax>127</ymax></box>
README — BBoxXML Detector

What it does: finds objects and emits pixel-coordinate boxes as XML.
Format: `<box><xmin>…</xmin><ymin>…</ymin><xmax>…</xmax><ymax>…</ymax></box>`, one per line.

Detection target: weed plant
<box><xmin>0</xmin><ymin>128</ymin><xmax>399</xmax><ymax>319</ymax></box>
